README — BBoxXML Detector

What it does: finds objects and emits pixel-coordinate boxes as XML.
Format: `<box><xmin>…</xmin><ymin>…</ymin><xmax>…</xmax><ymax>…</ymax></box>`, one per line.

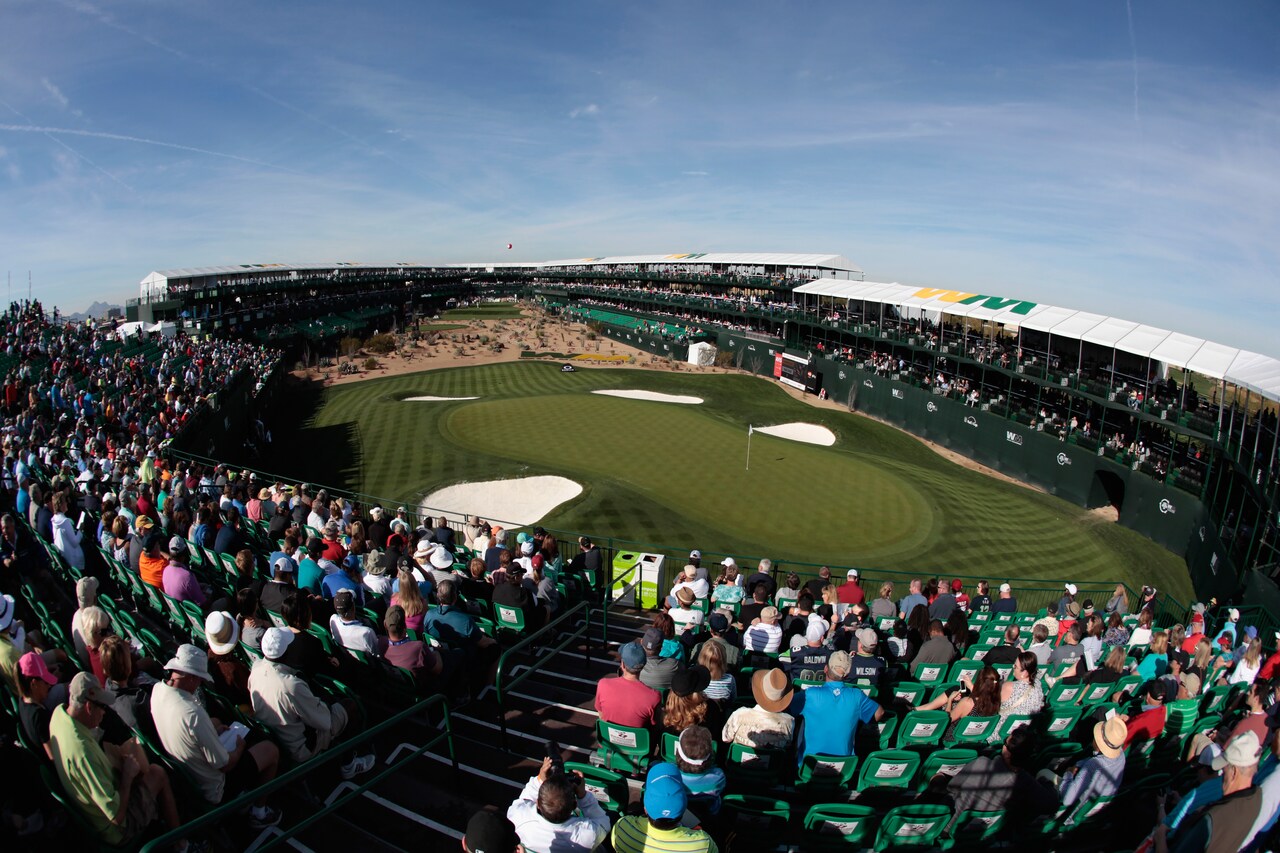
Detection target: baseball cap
<box><xmin>135</xmin><ymin>515</ymin><xmax>154</xmax><ymax>531</ymax></box>
<box><xmin>828</xmin><ymin>650</ymin><xmax>853</xmax><ymax>678</ymax></box>
<box><xmin>708</xmin><ymin>613</ymin><xmax>729</xmax><ymax>632</ymax></box>
<box><xmin>720</xmin><ymin>557</ymin><xmax>736</xmax><ymax>568</ymax></box>
<box><xmin>1180</xmin><ymin>672</ymin><xmax>1202</xmax><ymax>697</ymax></box>
<box><xmin>760</xmin><ymin>606</ymin><xmax>780</xmax><ymax>623</ymax></box>
<box><xmin>261</xmin><ymin>627</ymin><xmax>295</xmax><ymax>660</ymax></box>
<box><xmin>384</xmin><ymin>605</ymin><xmax>406</xmax><ymax>635</ymax></box>
<box><xmin>1229</xmin><ymin>608</ymin><xmax>1240</xmax><ymax>621</ymax></box>
<box><xmin>689</xmin><ymin>550</ymin><xmax>701</xmax><ymax>560</ymax></box>
<box><xmin>69</xmin><ymin>672</ymin><xmax>116</xmax><ymax>706</ymax></box>
<box><xmin>846</xmin><ymin>568</ymin><xmax>859</xmax><ymax>579</ymax></box>
<box><xmin>0</xmin><ymin>593</ymin><xmax>16</xmax><ymax>631</ymax></box>
<box><xmin>951</xmin><ymin>579</ymin><xmax>964</xmax><ymax>592</ymax></box>
<box><xmin>1245</xmin><ymin>625</ymin><xmax>1258</xmax><ymax>640</ymax></box>
<box><xmin>855</xmin><ymin>627</ymin><xmax>878</xmax><ymax>651</ymax></box>
<box><xmin>641</xmin><ymin>627</ymin><xmax>665</xmax><ymax>652</ymax></box>
<box><xmin>805</xmin><ymin>622</ymin><xmax>825</xmax><ymax>643</ymax></box>
<box><xmin>464</xmin><ymin>810</ymin><xmax>517</xmax><ymax>853</ymax></box>
<box><xmin>1065</xmin><ymin>583</ymin><xmax>1078</xmax><ymax>595</ymax></box>
<box><xmin>1211</xmin><ymin>730</ymin><xmax>1262</xmax><ymax>771</ymax></box>
<box><xmin>643</xmin><ymin>763</ymin><xmax>688</xmax><ymax>821</ymax></box>
<box><xmin>272</xmin><ymin>556</ymin><xmax>295</xmax><ymax>576</ymax></box>
<box><xmin>343</xmin><ymin>554</ymin><xmax>362</xmax><ymax>571</ymax></box>
<box><xmin>18</xmin><ymin>652</ymin><xmax>57</xmax><ymax>685</ymax></box>
<box><xmin>168</xmin><ymin>536</ymin><xmax>189</xmax><ymax>555</ymax></box>
<box><xmin>999</xmin><ymin>583</ymin><xmax>1011</xmax><ymax>593</ymax></box>
<box><xmin>619</xmin><ymin>641</ymin><xmax>646</xmax><ymax>670</ymax></box>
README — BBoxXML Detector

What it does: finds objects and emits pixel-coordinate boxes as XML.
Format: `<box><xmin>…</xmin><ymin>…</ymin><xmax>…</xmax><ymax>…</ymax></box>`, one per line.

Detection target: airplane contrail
<box><xmin>0</xmin><ymin>124</ymin><xmax>303</xmax><ymax>174</ymax></box>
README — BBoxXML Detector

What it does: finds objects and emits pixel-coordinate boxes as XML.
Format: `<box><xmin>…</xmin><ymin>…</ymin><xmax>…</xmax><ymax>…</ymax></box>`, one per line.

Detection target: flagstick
<box><xmin>746</xmin><ymin>425</ymin><xmax>753</xmax><ymax>471</ymax></box>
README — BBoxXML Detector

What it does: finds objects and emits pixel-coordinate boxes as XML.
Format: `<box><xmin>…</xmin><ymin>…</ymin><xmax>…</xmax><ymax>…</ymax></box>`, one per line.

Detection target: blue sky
<box><xmin>1</xmin><ymin>1</ymin><xmax>1277</xmax><ymax>355</ymax></box>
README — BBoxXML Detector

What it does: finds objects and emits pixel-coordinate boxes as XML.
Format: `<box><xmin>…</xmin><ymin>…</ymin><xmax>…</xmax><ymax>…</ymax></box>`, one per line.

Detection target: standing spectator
<box><xmin>837</xmin><ymin>569</ymin><xmax>865</xmax><ymax>606</ymax></box>
<box><xmin>506</xmin><ymin>755</ymin><xmax>610</xmax><ymax>852</ymax></box>
<box><xmin>50</xmin><ymin>491</ymin><xmax>84</xmax><ymax>573</ymax></box>
<box><xmin>790</xmin><ymin>651</ymin><xmax>884</xmax><ymax>764</ymax></box>
<box><xmin>1104</xmin><ymin>584</ymin><xmax>1129</xmax><ymax>616</ymax></box>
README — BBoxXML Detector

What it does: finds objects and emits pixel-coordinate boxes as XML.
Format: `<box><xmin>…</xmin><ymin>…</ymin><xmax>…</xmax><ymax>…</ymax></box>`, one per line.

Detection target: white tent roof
<box><xmin>794</xmin><ymin>278</ymin><xmax>1280</xmax><ymax>401</ymax></box>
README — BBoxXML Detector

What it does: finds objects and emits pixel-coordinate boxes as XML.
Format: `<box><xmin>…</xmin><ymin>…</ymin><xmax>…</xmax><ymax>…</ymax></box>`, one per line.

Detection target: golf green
<box><xmin>276</xmin><ymin>361</ymin><xmax>1193</xmax><ymax>599</ymax></box>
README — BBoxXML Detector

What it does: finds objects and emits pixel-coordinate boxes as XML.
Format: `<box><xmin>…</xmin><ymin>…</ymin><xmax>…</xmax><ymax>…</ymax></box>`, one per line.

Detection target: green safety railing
<box><xmin>139</xmin><ymin>692</ymin><xmax>456</xmax><ymax>853</ymax></box>
<box><xmin>494</xmin><ymin>601</ymin><xmax>595</xmax><ymax>750</ymax></box>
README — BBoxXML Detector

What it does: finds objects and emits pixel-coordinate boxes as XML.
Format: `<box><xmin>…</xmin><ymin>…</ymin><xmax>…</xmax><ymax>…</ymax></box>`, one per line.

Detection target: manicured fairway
<box><xmin>274</xmin><ymin>362</ymin><xmax>1193</xmax><ymax>598</ymax></box>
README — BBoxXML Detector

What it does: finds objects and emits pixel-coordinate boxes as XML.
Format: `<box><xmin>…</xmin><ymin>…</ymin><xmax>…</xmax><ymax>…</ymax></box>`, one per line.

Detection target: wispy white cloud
<box><xmin>569</xmin><ymin>103</ymin><xmax>599</xmax><ymax>119</ymax></box>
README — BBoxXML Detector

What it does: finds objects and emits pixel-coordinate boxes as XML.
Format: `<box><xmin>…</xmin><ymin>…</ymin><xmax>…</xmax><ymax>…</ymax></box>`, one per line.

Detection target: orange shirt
<box><xmin>140</xmin><ymin>552</ymin><xmax>167</xmax><ymax>588</ymax></box>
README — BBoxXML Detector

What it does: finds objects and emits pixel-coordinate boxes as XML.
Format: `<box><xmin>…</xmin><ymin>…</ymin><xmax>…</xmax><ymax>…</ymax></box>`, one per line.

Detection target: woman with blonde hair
<box><xmin>870</xmin><ymin>581</ymin><xmax>896</xmax><ymax>620</ymax></box>
<box><xmin>391</xmin><ymin>567</ymin><xmax>427</xmax><ymax>632</ymax></box>
<box><xmin>1104</xmin><ymin>584</ymin><xmax>1129</xmax><ymax>617</ymax></box>
<box><xmin>1230</xmin><ymin>636</ymin><xmax>1265</xmax><ymax>685</ymax></box>
<box><xmin>698</xmin><ymin>640</ymin><xmax>735</xmax><ymax>702</ymax></box>
<box><xmin>1128</xmin><ymin>608</ymin><xmax>1155</xmax><ymax>647</ymax></box>
<box><xmin>1136</xmin><ymin>631</ymin><xmax>1169</xmax><ymax>680</ymax></box>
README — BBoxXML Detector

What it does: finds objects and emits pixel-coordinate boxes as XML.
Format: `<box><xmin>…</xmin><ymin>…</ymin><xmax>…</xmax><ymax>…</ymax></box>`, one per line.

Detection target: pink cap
<box><xmin>18</xmin><ymin>652</ymin><xmax>57</xmax><ymax>685</ymax></box>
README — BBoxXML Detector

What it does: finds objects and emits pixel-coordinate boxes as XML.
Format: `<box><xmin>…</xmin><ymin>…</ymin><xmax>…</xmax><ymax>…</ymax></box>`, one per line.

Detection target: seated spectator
<box><xmin>969</xmin><ymin>580</ymin><xmax>993</xmax><ymax>614</ymax></box>
<box><xmin>670</xmin><ymin>587</ymin><xmax>704</xmax><ymax>636</ymax></box>
<box><xmin>667</xmin><ymin>564</ymin><xmax>710</xmax><ymax>608</ymax></box>
<box><xmin>774</xmin><ymin>572</ymin><xmax>803</xmax><ymax>610</ymax></box>
<box><xmin>204</xmin><ymin>611</ymin><xmax>251</xmax><ymax>707</ymax></box>
<box><xmin>1137</xmin><ymin>630</ymin><xmax>1170</xmax><ymax>680</ymax></box>
<box><xmin>137</xmin><ymin>530</ymin><xmax>168</xmax><ymax>589</ymax></box>
<box><xmin>743</xmin><ymin>606</ymin><xmax>783</xmax><ymax>654</ymax></box>
<box><xmin>913</xmin><ymin>619</ymin><xmax>957</xmax><ymax>667</ymax></box>
<box><xmin>897</xmin><ymin>578</ymin><xmax>928</xmax><ymax>619</ymax></box>
<box><xmin>161</xmin><ymin>538</ymin><xmax>207</xmax><ymax>607</ymax></box>
<box><xmin>1049</xmin><ymin>622</ymin><xmax>1087</xmax><ymax>675</ymax></box>
<box><xmin>379</xmin><ymin>605</ymin><xmax>446</xmax><ymax>690</ymax></box>
<box><xmin>917</xmin><ymin>665</ymin><xmax>1002</xmax><ymax>742</ymax></box>
<box><xmin>737</xmin><ymin>585</ymin><xmax>770</xmax><ymax>629</ymax></box>
<box><xmin>362</xmin><ymin>556</ymin><xmax>394</xmax><ymax>599</ymax></box>
<box><xmin>276</xmin><ymin>594</ymin><xmax>340</xmax><ymax>678</ymax></box>
<box><xmin>611</xmin><ymin>763</ymin><xmax>716</xmax><ymax>853</ymax></box>
<box><xmin>674</xmin><ymin>725</ymin><xmax>726</xmax><ymax>816</ymax></box>
<box><xmin>1129</xmin><ymin>608</ymin><xmax>1155</xmax><ymax>647</ymax></box>
<box><xmin>846</xmin><ymin>627</ymin><xmax>886</xmax><ymax>688</ymax></box>
<box><xmin>237</xmin><ymin>588</ymin><xmax>269</xmax><ymax>650</ymax></box>
<box><xmin>1040</xmin><ymin>716</ymin><xmax>1127</xmax><ymax>808</ymax></box>
<box><xmin>595</xmin><ymin>641</ymin><xmax>661</xmax><ymax>728</ymax></box>
<box><xmin>493</xmin><ymin>566</ymin><xmax>547</xmax><ymax>631</ymax></box>
<box><xmin>1230</xmin><ymin>634</ymin><xmax>1264</xmax><ymax>686</ymax></box>
<box><xmin>698</xmin><ymin>640</ymin><xmax>735</xmax><ymax>702</ymax></box>
<box><xmin>944</xmin><ymin>609</ymin><xmax>972</xmax><ymax>657</ymax></box>
<box><xmin>991</xmin><ymin>582</ymin><xmax>1018</xmax><ymax>613</ymax></box>
<box><xmin>1153</xmin><ymin>730</ymin><xmax>1264</xmax><ymax>853</ymax></box>
<box><xmin>15</xmin><ymin>651</ymin><xmax>56</xmax><ymax>758</ymax></box>
<box><xmin>661</xmin><ymin>665</ymin><xmax>718</xmax><ymax>737</ymax></box>
<box><xmin>928</xmin><ymin>584</ymin><xmax>957</xmax><ymax>621</ymax></box>
<box><xmin>1122</xmin><ymin>680</ymin><xmax>1168</xmax><ymax>747</ymax></box>
<box><xmin>70</xmin><ymin>576</ymin><xmax>99</xmax><ymax>669</ymax></box>
<box><xmin>710</xmin><ymin>562</ymin><xmax>744</xmax><ymax>607</ymax></box>
<box><xmin>322</xmin><ymin>555</ymin><xmax>365</xmax><ymax>605</ymax></box>
<box><xmin>951</xmin><ymin>579</ymin><xmax>970</xmax><ymax>612</ymax></box>
<box><xmin>259</xmin><ymin>556</ymin><xmax>298</xmax><ymax>614</ymax></box>
<box><xmin>867</xmin><ymin>581</ymin><xmax>896</xmax><ymax>621</ymax></box>
<box><xmin>390</xmin><ymin>568</ymin><xmax>428</xmax><ymax>633</ymax></box>
<box><xmin>329</xmin><ymin>589</ymin><xmax>377</xmax><ymax>655</ymax></box>
<box><xmin>693</xmin><ymin>613</ymin><xmax>741</xmax><ymax>670</ymax></box>
<box><xmin>994</xmin><ymin>652</ymin><xmax>1044</xmax><ymax>738</ymax></box>
<box><xmin>506</xmin><ymin>756</ymin><xmax>610</xmax><ymax>852</ymax></box>
<box><xmin>249</xmin><ymin>628</ymin><xmax>374</xmax><ymax>775</ymax></box>
<box><xmin>983</xmin><ymin>625</ymin><xmax>1024</xmax><ymax>666</ymax></box>
<box><xmin>790</xmin><ymin>651</ymin><xmax>884</xmax><ymax>764</ymax></box>
<box><xmin>1027</xmin><ymin>623</ymin><xmax>1054</xmax><ymax>666</ymax></box>
<box><xmin>458</xmin><ymin>557</ymin><xmax>494</xmax><ymax>610</ymax></box>
<box><xmin>528</xmin><ymin>556</ymin><xmax>559</xmax><ymax>615</ymax></box>
<box><xmin>1104</xmin><ymin>584</ymin><xmax>1129</xmax><ymax>617</ymax></box>
<box><xmin>640</xmin><ymin>627</ymin><xmax>683</xmax><ymax>691</ymax></box>
<box><xmin>151</xmin><ymin>645</ymin><xmax>281</xmax><ymax>825</ymax></box>
<box><xmin>463</xmin><ymin>809</ymin><xmax>518</xmax><ymax>853</ymax></box>
<box><xmin>1102</xmin><ymin>611</ymin><xmax>1131</xmax><ymax>650</ymax></box>
<box><xmin>50</xmin><ymin>673</ymin><xmax>182</xmax><ymax>847</ymax></box>
<box><xmin>944</xmin><ymin>725</ymin><xmax>1052</xmax><ymax>832</ymax></box>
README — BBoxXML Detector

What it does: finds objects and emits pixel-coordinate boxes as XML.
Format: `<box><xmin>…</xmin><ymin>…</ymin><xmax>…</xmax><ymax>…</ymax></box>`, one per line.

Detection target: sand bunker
<box><xmin>592</xmin><ymin>390</ymin><xmax>703</xmax><ymax>404</ymax></box>
<box><xmin>404</xmin><ymin>395</ymin><xmax>480</xmax><ymax>402</ymax></box>
<box><xmin>753</xmin><ymin>423</ymin><xmax>837</xmax><ymax>446</ymax></box>
<box><xmin>421</xmin><ymin>476</ymin><xmax>583</xmax><ymax>527</ymax></box>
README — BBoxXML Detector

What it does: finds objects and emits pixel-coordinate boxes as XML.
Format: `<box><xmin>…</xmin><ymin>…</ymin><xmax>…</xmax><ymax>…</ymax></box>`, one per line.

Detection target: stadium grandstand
<box><xmin>0</xmin><ymin>251</ymin><xmax>1276</xmax><ymax>851</ymax></box>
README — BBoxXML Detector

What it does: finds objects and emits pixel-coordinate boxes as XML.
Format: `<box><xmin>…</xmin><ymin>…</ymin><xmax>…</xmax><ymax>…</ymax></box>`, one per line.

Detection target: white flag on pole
<box><xmin>749</xmin><ymin>425</ymin><xmax>754</xmax><ymax>435</ymax></box>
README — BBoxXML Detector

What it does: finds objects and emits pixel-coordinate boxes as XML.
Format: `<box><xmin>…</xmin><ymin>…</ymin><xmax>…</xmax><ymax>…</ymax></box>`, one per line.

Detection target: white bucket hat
<box><xmin>164</xmin><ymin>644</ymin><xmax>212</xmax><ymax>681</ymax></box>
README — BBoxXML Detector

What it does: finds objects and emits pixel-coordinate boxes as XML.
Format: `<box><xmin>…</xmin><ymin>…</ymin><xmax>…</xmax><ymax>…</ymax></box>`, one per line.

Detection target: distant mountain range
<box><xmin>62</xmin><ymin>301</ymin><xmax>123</xmax><ymax>321</ymax></box>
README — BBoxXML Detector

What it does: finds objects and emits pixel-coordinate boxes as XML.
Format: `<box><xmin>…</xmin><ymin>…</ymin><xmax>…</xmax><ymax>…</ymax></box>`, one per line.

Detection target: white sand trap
<box><xmin>421</xmin><ymin>476</ymin><xmax>583</xmax><ymax>527</ymax></box>
<box><xmin>753</xmin><ymin>423</ymin><xmax>837</xmax><ymax>446</ymax></box>
<box><xmin>404</xmin><ymin>395</ymin><xmax>480</xmax><ymax>401</ymax></box>
<box><xmin>592</xmin><ymin>389</ymin><xmax>703</xmax><ymax>404</ymax></box>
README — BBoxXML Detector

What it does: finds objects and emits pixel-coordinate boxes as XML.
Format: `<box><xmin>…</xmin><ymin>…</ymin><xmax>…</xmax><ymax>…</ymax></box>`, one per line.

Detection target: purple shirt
<box><xmin>162</xmin><ymin>561</ymin><xmax>207</xmax><ymax>606</ymax></box>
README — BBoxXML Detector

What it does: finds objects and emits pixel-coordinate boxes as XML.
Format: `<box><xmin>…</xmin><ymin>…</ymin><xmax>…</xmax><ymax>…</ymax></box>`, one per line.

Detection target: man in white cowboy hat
<box><xmin>249</xmin><ymin>627</ymin><xmax>374</xmax><ymax>776</ymax></box>
<box><xmin>150</xmin><ymin>644</ymin><xmax>282</xmax><ymax>825</ymax></box>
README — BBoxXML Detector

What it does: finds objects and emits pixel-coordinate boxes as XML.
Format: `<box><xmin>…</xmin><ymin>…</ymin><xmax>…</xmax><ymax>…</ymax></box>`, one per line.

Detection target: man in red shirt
<box><xmin>594</xmin><ymin>641</ymin><xmax>660</xmax><ymax>729</ymax></box>
<box><xmin>1123</xmin><ymin>681</ymin><xmax>1167</xmax><ymax>747</ymax></box>
<box><xmin>951</xmin><ymin>579</ymin><xmax>970</xmax><ymax>612</ymax></box>
<box><xmin>837</xmin><ymin>569</ymin><xmax>865</xmax><ymax>606</ymax></box>
<box><xmin>1257</xmin><ymin>632</ymin><xmax>1280</xmax><ymax>682</ymax></box>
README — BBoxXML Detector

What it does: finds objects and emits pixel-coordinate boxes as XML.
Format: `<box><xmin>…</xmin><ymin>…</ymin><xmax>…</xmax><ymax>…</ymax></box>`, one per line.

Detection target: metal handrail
<box><xmin>139</xmin><ymin>692</ymin><xmax>456</xmax><ymax>853</ymax></box>
<box><xmin>494</xmin><ymin>601</ymin><xmax>594</xmax><ymax>750</ymax></box>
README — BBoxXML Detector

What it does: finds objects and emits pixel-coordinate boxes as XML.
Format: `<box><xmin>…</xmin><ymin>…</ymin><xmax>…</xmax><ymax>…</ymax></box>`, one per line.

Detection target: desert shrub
<box><xmin>363</xmin><ymin>356</ymin><xmax>379</xmax><ymax>370</ymax></box>
<box><xmin>365</xmin><ymin>333</ymin><xmax>396</xmax><ymax>355</ymax></box>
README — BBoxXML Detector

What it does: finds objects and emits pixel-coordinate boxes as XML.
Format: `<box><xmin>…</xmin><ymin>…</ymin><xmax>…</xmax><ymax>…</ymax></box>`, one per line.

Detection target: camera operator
<box><xmin>506</xmin><ymin>747</ymin><xmax>610</xmax><ymax>852</ymax></box>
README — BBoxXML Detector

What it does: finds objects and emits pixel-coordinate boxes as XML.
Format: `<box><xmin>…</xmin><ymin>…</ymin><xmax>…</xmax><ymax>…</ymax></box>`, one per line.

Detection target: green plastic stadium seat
<box><xmin>1039</xmin><ymin>704</ymin><xmax>1082</xmax><ymax>741</ymax></box>
<box><xmin>948</xmin><ymin>659</ymin><xmax>985</xmax><ymax>684</ymax></box>
<box><xmin>873</xmin><ymin>803</ymin><xmax>953</xmax><ymax>851</ymax></box>
<box><xmin>947</xmin><ymin>715</ymin><xmax>999</xmax><ymax>746</ymax></box>
<box><xmin>943</xmin><ymin>808</ymin><xmax>1006</xmax><ymax>849</ymax></box>
<box><xmin>911</xmin><ymin>662</ymin><xmax>948</xmax><ymax>688</ymax></box>
<box><xmin>495</xmin><ymin>603</ymin><xmax>528</xmax><ymax>635</ymax></box>
<box><xmin>1047</xmin><ymin>679</ymin><xmax>1084</xmax><ymax>706</ymax></box>
<box><xmin>856</xmin><ymin>749</ymin><xmax>921</xmax><ymax>791</ymax></box>
<box><xmin>896</xmin><ymin>710</ymin><xmax>949</xmax><ymax>748</ymax></box>
<box><xmin>803</xmin><ymin>803</ymin><xmax>878</xmax><ymax>850</ymax></box>
<box><xmin>595</xmin><ymin>720</ymin><xmax>650</xmax><ymax>774</ymax></box>
<box><xmin>995</xmin><ymin>714</ymin><xmax>1034</xmax><ymax>739</ymax></box>
<box><xmin>725</xmin><ymin>742</ymin><xmax>788</xmax><ymax>787</ymax></box>
<box><xmin>1077</xmin><ymin>681</ymin><xmax>1117</xmax><ymax>704</ymax></box>
<box><xmin>796</xmin><ymin>753</ymin><xmax>859</xmax><ymax>795</ymax></box>
<box><xmin>721</xmin><ymin>795</ymin><xmax>790</xmax><ymax>835</ymax></box>
<box><xmin>918</xmin><ymin>748</ymin><xmax>978</xmax><ymax>791</ymax></box>
<box><xmin>892</xmin><ymin>682</ymin><xmax>927</xmax><ymax>706</ymax></box>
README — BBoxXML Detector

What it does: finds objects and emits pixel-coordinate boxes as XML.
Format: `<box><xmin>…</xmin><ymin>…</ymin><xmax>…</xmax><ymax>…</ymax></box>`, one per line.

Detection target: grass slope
<box><xmin>276</xmin><ymin>362</ymin><xmax>1192</xmax><ymax>598</ymax></box>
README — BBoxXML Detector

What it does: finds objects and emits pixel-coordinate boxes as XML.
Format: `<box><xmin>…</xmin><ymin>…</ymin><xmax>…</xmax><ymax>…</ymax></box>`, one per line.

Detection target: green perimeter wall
<box><xmin>598</xmin><ymin>323</ymin><xmax>690</xmax><ymax>361</ymax></box>
<box><xmin>714</xmin><ymin>330</ymin><xmax>1233</xmax><ymax>603</ymax></box>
